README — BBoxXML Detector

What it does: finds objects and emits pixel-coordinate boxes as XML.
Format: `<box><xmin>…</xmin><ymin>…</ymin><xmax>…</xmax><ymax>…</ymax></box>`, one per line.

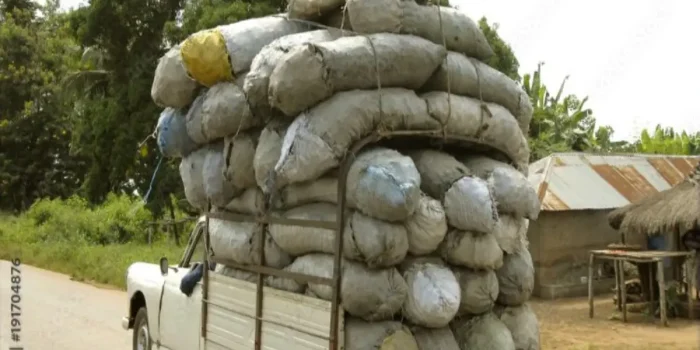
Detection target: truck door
<box><xmin>158</xmin><ymin>224</ymin><xmax>205</xmax><ymax>350</ymax></box>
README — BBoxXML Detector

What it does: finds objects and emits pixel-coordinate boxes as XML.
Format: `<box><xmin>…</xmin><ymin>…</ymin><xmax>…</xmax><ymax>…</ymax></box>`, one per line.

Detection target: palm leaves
<box><xmin>62</xmin><ymin>46</ymin><xmax>110</xmax><ymax>98</ymax></box>
<box><xmin>523</xmin><ymin>62</ymin><xmax>596</xmax><ymax>160</ymax></box>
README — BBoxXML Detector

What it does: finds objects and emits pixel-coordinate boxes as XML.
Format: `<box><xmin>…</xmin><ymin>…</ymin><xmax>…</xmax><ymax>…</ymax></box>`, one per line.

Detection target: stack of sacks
<box><xmin>151</xmin><ymin>0</ymin><xmax>540</xmax><ymax>348</ymax></box>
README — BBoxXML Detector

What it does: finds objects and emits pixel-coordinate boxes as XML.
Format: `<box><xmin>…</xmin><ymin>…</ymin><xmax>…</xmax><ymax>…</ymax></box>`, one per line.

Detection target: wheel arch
<box><xmin>128</xmin><ymin>291</ymin><xmax>147</xmax><ymax>329</ymax></box>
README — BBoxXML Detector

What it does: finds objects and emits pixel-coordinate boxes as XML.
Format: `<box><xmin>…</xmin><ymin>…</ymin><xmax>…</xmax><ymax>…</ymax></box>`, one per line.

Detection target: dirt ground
<box><xmin>534</xmin><ymin>295</ymin><xmax>699</xmax><ymax>349</ymax></box>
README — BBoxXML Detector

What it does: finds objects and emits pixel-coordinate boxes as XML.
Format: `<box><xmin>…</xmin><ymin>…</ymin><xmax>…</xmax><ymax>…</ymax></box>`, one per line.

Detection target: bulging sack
<box><xmin>452</xmin><ymin>268</ymin><xmax>499</xmax><ymax>315</ymax></box>
<box><xmin>179</xmin><ymin>146</ymin><xmax>210</xmax><ymax>210</ymax></box>
<box><xmin>409</xmin><ymin>149</ymin><xmax>498</xmax><ymax>233</ymax></box>
<box><xmin>462</xmin><ymin>156</ymin><xmax>540</xmax><ymax>220</ymax></box>
<box><xmin>412</xmin><ymin>327</ymin><xmax>460</xmax><ymax>350</ymax></box>
<box><xmin>346</xmin><ymin>318</ymin><xmax>419</xmax><ymax>350</ymax></box>
<box><xmin>404</xmin><ymin>195</ymin><xmax>448</xmax><ymax>255</ymax></box>
<box><xmin>421</xmin><ymin>91</ymin><xmax>531</xmax><ymax>172</ymax></box>
<box><xmin>268</xmin><ymin>33</ymin><xmax>446</xmax><ymax>117</ymax></box>
<box><xmin>208</xmin><ymin>218</ymin><xmax>292</xmax><ymax>268</ymax></box>
<box><xmin>203</xmin><ymin>143</ymin><xmax>237</xmax><ymax>208</ymax></box>
<box><xmin>254</xmin><ymin>119</ymin><xmax>289</xmax><ymax>189</ymax></box>
<box><xmin>273</xmin><ymin>177</ymin><xmax>338</xmax><ymax>208</ymax></box>
<box><xmin>271</xmin><ymin>88</ymin><xmax>438</xmax><ymax>189</ymax></box>
<box><xmin>400</xmin><ymin>258</ymin><xmax>461</xmax><ymax>328</ymax></box>
<box><xmin>222</xmin><ymin>188</ymin><xmax>265</xmax><ymax>215</ymax></box>
<box><xmin>244</xmin><ymin>30</ymin><xmax>343</xmax><ymax>118</ymax></box>
<box><xmin>280</xmin><ymin>254</ymin><xmax>408</xmax><ymax>321</ymax></box>
<box><xmin>346</xmin><ymin>0</ymin><xmax>493</xmax><ymax>60</ymax></box>
<box><xmin>450</xmin><ymin>313</ymin><xmax>515</xmax><ymax>350</ymax></box>
<box><xmin>156</xmin><ymin>108</ymin><xmax>198</xmax><ymax>158</ymax></box>
<box><xmin>423</xmin><ymin>52</ymin><xmax>533</xmax><ymax>134</ymax></box>
<box><xmin>271</xmin><ymin>89</ymin><xmax>529</xmax><ymax>189</ymax></box>
<box><xmin>287</xmin><ymin>0</ymin><xmax>345</xmax><ymax>20</ymax></box>
<box><xmin>151</xmin><ymin>45</ymin><xmax>199</xmax><ymax>109</ymax></box>
<box><xmin>494</xmin><ymin>304</ymin><xmax>540</xmax><ymax>350</ymax></box>
<box><xmin>222</xmin><ymin>131</ymin><xmax>259</xmax><ymax>194</ymax></box>
<box><xmin>493</xmin><ymin>216</ymin><xmax>529</xmax><ymax>255</ymax></box>
<box><xmin>269</xmin><ymin>203</ymin><xmax>409</xmax><ymax>268</ymax></box>
<box><xmin>184</xmin><ymin>82</ymin><xmax>258</xmax><ymax>145</ymax></box>
<box><xmin>496</xmin><ymin>245</ymin><xmax>535</xmax><ymax>306</ymax></box>
<box><xmin>180</xmin><ymin>16</ymin><xmax>311</xmax><ymax>87</ymax></box>
<box><xmin>346</xmin><ymin>148</ymin><xmax>421</xmax><ymax>221</ymax></box>
<box><xmin>440</xmin><ymin>229</ymin><xmax>504</xmax><ymax>270</ymax></box>
<box><xmin>272</xmin><ymin>147</ymin><xmax>422</xmax><ymax>222</ymax></box>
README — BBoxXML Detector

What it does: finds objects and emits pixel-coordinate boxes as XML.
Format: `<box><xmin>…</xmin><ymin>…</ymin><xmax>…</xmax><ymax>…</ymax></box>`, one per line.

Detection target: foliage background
<box><xmin>0</xmin><ymin>0</ymin><xmax>697</xmax><ymax>287</ymax></box>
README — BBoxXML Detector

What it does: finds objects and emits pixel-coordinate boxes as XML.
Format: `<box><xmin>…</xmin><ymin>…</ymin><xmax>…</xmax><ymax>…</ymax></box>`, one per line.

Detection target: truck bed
<box><xmin>204</xmin><ymin>273</ymin><xmax>344</xmax><ymax>350</ymax></box>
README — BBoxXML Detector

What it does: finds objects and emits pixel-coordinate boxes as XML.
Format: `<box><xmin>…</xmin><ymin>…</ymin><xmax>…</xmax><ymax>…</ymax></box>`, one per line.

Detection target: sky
<box><xmin>56</xmin><ymin>0</ymin><xmax>700</xmax><ymax>142</ymax></box>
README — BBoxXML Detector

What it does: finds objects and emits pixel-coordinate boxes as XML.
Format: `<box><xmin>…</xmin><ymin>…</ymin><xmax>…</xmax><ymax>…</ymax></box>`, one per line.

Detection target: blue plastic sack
<box><xmin>156</xmin><ymin>107</ymin><xmax>198</xmax><ymax>158</ymax></box>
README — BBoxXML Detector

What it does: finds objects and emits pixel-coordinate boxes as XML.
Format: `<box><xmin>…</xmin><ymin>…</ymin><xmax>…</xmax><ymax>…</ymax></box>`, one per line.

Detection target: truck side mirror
<box><xmin>159</xmin><ymin>257</ymin><xmax>169</xmax><ymax>276</ymax></box>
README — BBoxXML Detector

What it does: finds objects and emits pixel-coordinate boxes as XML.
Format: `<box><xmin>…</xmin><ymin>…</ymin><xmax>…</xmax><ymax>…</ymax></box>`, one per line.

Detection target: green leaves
<box><xmin>636</xmin><ymin>125</ymin><xmax>700</xmax><ymax>155</ymax></box>
<box><xmin>0</xmin><ymin>1</ymin><xmax>88</xmax><ymax>211</ymax></box>
<box><xmin>479</xmin><ymin>17</ymin><xmax>520</xmax><ymax>82</ymax></box>
<box><xmin>523</xmin><ymin>62</ymin><xmax>607</xmax><ymax>159</ymax></box>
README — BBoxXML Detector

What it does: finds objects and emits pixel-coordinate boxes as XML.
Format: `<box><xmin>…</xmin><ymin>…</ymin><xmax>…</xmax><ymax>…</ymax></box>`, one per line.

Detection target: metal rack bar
<box><xmin>200</xmin><ymin>130</ymin><xmax>516</xmax><ymax>350</ymax></box>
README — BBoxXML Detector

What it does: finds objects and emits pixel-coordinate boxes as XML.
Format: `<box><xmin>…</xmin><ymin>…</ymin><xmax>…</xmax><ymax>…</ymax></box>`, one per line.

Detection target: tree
<box><xmin>479</xmin><ymin>17</ymin><xmax>520</xmax><ymax>82</ymax></box>
<box><xmin>0</xmin><ymin>0</ymin><xmax>87</xmax><ymax>211</ymax></box>
<box><xmin>62</xmin><ymin>0</ymin><xmax>184</xmax><ymax>212</ymax></box>
<box><xmin>63</xmin><ymin>0</ymin><xmax>289</xmax><ymax>216</ymax></box>
<box><xmin>164</xmin><ymin>0</ymin><xmax>286</xmax><ymax>44</ymax></box>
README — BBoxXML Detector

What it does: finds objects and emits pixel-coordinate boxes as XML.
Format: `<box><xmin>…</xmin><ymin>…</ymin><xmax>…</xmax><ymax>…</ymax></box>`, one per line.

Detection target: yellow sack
<box><xmin>380</xmin><ymin>328</ymin><xmax>419</xmax><ymax>350</ymax></box>
<box><xmin>180</xmin><ymin>29</ymin><xmax>233</xmax><ymax>87</ymax></box>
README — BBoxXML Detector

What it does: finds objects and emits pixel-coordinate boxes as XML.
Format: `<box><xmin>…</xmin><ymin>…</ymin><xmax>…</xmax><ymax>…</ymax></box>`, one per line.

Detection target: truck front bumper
<box><xmin>121</xmin><ymin>316</ymin><xmax>131</xmax><ymax>330</ymax></box>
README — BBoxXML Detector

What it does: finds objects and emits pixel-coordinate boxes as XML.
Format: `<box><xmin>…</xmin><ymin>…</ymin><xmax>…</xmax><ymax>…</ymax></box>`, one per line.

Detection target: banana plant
<box><xmin>523</xmin><ymin>62</ymin><xmax>597</xmax><ymax>160</ymax></box>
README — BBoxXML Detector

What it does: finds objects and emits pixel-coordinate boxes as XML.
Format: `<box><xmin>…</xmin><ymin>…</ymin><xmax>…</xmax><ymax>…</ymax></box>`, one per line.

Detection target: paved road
<box><xmin>0</xmin><ymin>260</ymin><xmax>130</xmax><ymax>350</ymax></box>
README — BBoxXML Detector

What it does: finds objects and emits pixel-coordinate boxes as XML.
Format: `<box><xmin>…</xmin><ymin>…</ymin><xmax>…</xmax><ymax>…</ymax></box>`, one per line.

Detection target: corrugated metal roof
<box><xmin>528</xmin><ymin>152</ymin><xmax>700</xmax><ymax>211</ymax></box>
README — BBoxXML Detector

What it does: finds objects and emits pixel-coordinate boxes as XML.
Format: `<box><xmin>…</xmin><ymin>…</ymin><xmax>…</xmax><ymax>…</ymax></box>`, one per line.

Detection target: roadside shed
<box><xmin>607</xmin><ymin>162</ymin><xmax>700</xmax><ymax>297</ymax></box>
<box><xmin>609</xmin><ymin>171</ymin><xmax>700</xmax><ymax>239</ymax></box>
<box><xmin>527</xmin><ymin>152</ymin><xmax>699</xmax><ymax>299</ymax></box>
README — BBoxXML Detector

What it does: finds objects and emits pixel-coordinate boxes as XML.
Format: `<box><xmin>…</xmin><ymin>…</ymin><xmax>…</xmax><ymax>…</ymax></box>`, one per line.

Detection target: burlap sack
<box><xmin>268</xmin><ymin>33</ymin><xmax>446</xmax><ymax>117</ymax></box>
<box><xmin>450</xmin><ymin>313</ymin><xmax>515</xmax><ymax>350</ymax></box>
<box><xmin>269</xmin><ymin>203</ymin><xmax>409</xmax><ymax>268</ymax></box>
<box><xmin>346</xmin><ymin>0</ymin><xmax>493</xmax><ymax>60</ymax></box>
<box><xmin>494</xmin><ymin>304</ymin><xmax>540</xmax><ymax>350</ymax></box>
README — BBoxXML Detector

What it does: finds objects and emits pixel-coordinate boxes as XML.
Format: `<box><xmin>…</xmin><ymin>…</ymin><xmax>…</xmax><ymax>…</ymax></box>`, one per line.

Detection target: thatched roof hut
<box><xmin>608</xmin><ymin>162</ymin><xmax>700</xmax><ymax>237</ymax></box>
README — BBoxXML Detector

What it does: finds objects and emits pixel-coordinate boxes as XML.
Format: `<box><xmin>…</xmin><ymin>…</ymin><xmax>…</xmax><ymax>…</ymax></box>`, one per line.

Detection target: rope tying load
<box><xmin>145</xmin><ymin>1</ymin><xmax>539</xmax><ymax>349</ymax></box>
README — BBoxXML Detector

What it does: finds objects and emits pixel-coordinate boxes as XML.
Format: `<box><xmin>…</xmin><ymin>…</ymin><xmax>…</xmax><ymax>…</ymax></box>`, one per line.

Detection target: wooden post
<box><xmin>658</xmin><ymin>260</ymin><xmax>668</xmax><ymax>326</ymax></box>
<box><xmin>614</xmin><ymin>261</ymin><xmax>622</xmax><ymax>311</ymax></box>
<box><xmin>588</xmin><ymin>252</ymin><xmax>595</xmax><ymax>318</ymax></box>
<box><xmin>168</xmin><ymin>201</ymin><xmax>181</xmax><ymax>246</ymax></box>
<box><xmin>621</xmin><ymin>260</ymin><xmax>627</xmax><ymax>322</ymax></box>
<box><xmin>687</xmin><ymin>253</ymin><xmax>695</xmax><ymax>320</ymax></box>
<box><xmin>649</xmin><ymin>262</ymin><xmax>655</xmax><ymax>316</ymax></box>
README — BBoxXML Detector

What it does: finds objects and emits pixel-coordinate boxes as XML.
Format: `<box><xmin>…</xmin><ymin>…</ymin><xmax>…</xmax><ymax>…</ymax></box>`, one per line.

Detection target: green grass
<box><xmin>0</xmin><ymin>195</ymin><xmax>193</xmax><ymax>289</ymax></box>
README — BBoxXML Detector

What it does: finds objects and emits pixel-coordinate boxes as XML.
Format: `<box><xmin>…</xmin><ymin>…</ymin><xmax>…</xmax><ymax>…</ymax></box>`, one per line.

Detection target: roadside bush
<box><xmin>13</xmin><ymin>193</ymin><xmax>154</xmax><ymax>245</ymax></box>
<box><xmin>0</xmin><ymin>193</ymin><xmax>192</xmax><ymax>288</ymax></box>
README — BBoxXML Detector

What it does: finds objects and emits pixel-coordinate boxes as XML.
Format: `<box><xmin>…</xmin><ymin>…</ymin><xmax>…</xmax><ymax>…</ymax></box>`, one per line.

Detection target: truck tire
<box><xmin>133</xmin><ymin>307</ymin><xmax>152</xmax><ymax>350</ymax></box>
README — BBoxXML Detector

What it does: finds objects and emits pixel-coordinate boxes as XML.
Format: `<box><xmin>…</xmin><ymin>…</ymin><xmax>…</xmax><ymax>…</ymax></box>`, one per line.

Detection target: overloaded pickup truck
<box><xmin>121</xmin><ymin>217</ymin><xmax>343</xmax><ymax>350</ymax></box>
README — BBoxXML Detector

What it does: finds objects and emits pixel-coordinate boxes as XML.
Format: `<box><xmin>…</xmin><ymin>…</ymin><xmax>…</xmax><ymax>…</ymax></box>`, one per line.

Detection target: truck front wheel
<box><xmin>133</xmin><ymin>307</ymin><xmax>152</xmax><ymax>350</ymax></box>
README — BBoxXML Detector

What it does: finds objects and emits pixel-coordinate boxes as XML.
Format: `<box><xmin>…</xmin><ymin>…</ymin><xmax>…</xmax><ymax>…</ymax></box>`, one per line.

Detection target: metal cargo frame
<box><xmin>198</xmin><ymin>129</ymin><xmax>516</xmax><ymax>350</ymax></box>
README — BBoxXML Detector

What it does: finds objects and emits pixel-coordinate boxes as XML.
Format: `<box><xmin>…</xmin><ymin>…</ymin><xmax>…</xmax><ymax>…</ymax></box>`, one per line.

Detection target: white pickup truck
<box><xmin>121</xmin><ymin>217</ymin><xmax>344</xmax><ymax>350</ymax></box>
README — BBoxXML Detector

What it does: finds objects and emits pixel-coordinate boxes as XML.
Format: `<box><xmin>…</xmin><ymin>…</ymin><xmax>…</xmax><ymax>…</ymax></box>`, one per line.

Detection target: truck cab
<box><xmin>121</xmin><ymin>216</ymin><xmax>207</xmax><ymax>350</ymax></box>
<box><xmin>121</xmin><ymin>216</ymin><xmax>342</xmax><ymax>350</ymax></box>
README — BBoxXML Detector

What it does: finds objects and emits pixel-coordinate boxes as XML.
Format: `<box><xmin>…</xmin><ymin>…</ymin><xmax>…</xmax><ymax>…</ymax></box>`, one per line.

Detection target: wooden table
<box><xmin>588</xmin><ymin>249</ymin><xmax>696</xmax><ymax>326</ymax></box>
